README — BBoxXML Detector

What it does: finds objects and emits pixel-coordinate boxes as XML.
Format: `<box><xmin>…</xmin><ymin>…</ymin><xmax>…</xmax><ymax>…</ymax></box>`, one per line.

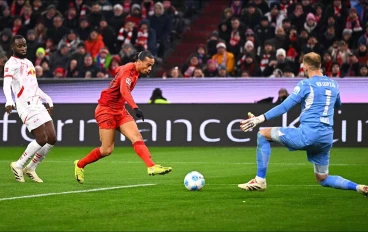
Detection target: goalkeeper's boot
<box><xmin>147</xmin><ymin>164</ymin><xmax>172</xmax><ymax>176</ymax></box>
<box><xmin>357</xmin><ymin>185</ymin><xmax>368</xmax><ymax>197</ymax></box>
<box><xmin>74</xmin><ymin>160</ymin><xmax>84</xmax><ymax>184</ymax></box>
<box><xmin>23</xmin><ymin>168</ymin><xmax>43</xmax><ymax>183</ymax></box>
<box><xmin>238</xmin><ymin>178</ymin><xmax>267</xmax><ymax>191</ymax></box>
<box><xmin>10</xmin><ymin>162</ymin><xmax>25</xmax><ymax>182</ymax></box>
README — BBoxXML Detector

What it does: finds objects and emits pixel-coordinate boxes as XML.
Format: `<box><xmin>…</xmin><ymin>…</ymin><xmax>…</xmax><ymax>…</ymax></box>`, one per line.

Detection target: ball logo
<box><xmin>126</xmin><ymin>78</ymin><xmax>132</xmax><ymax>87</ymax></box>
<box><xmin>293</xmin><ymin>86</ymin><xmax>300</xmax><ymax>95</ymax></box>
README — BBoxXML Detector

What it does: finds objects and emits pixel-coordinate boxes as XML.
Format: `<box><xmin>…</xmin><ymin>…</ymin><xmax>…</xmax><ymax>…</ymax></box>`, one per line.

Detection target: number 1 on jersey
<box><xmin>323</xmin><ymin>90</ymin><xmax>332</xmax><ymax>116</ymax></box>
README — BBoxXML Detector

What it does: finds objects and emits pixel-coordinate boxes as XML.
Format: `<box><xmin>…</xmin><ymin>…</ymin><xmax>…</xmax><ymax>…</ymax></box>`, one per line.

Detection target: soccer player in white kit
<box><xmin>3</xmin><ymin>35</ymin><xmax>57</xmax><ymax>183</ymax></box>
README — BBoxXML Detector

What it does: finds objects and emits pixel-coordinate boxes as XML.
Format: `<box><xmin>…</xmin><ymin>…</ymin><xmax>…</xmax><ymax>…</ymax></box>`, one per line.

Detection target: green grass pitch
<box><xmin>0</xmin><ymin>146</ymin><xmax>367</xmax><ymax>231</ymax></box>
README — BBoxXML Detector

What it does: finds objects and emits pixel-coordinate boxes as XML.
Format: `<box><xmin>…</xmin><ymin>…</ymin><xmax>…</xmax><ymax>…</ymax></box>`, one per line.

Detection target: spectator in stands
<box><xmin>0</xmin><ymin>54</ymin><xmax>6</xmax><ymax>77</ymax></box>
<box><xmin>304</xmin><ymin>13</ymin><xmax>319</xmax><ymax>35</ymax></box>
<box><xmin>64</xmin><ymin>6</ymin><xmax>78</xmax><ymax>29</ymax></box>
<box><xmin>203</xmin><ymin>59</ymin><xmax>218</xmax><ymax>77</ymax></box>
<box><xmin>40</xmin><ymin>60</ymin><xmax>53</xmax><ymax>77</ymax></box>
<box><xmin>125</xmin><ymin>4</ymin><xmax>142</xmax><ymax>28</ymax></box>
<box><xmin>341</xmin><ymin>51</ymin><xmax>360</xmax><ymax>76</ymax></box>
<box><xmin>72</xmin><ymin>0</ymin><xmax>90</xmax><ymax>19</ymax></box>
<box><xmin>281</xmin><ymin>18</ymin><xmax>292</xmax><ymax>35</ymax></box>
<box><xmin>31</xmin><ymin>0</ymin><xmax>44</xmax><ymax>18</ymax></box>
<box><xmin>266</xmin><ymin>26</ymin><xmax>287</xmax><ymax>50</ymax></box>
<box><xmin>34</xmin><ymin>21</ymin><xmax>47</xmax><ymax>44</ymax></box>
<box><xmin>70</xmin><ymin>43</ymin><xmax>87</xmax><ymax>67</ymax></box>
<box><xmin>331</xmin><ymin>62</ymin><xmax>341</xmax><ymax>77</ymax></box>
<box><xmin>148</xmin><ymin>88</ymin><xmax>170</xmax><ymax>104</ymax></box>
<box><xmin>241</xmin><ymin>70</ymin><xmax>249</xmax><ymax>77</ymax></box>
<box><xmin>236</xmin><ymin>53</ymin><xmax>261</xmax><ymax>77</ymax></box>
<box><xmin>163</xmin><ymin>66</ymin><xmax>182</xmax><ymax>78</ymax></box>
<box><xmin>321</xmin><ymin>24</ymin><xmax>336</xmax><ymax>50</ymax></box>
<box><xmin>323</xmin><ymin>0</ymin><xmax>348</xmax><ymax>33</ymax></box>
<box><xmin>263</xmin><ymin>48</ymin><xmax>294</xmax><ymax>77</ymax></box>
<box><xmin>49</xmin><ymin>44</ymin><xmax>70</xmax><ymax>71</ymax></box>
<box><xmin>0</xmin><ymin>28</ymin><xmax>12</xmax><ymax>57</ymax></box>
<box><xmin>359</xmin><ymin>64</ymin><xmax>368</xmax><ymax>76</ymax></box>
<box><xmin>109</xmin><ymin>4</ymin><xmax>126</xmax><ymax>34</ymax></box>
<box><xmin>98</xmin><ymin>18</ymin><xmax>116</xmax><ymax>53</ymax></box>
<box><xmin>265</xmin><ymin>3</ymin><xmax>285</xmax><ymax>31</ymax></box>
<box><xmin>300</xmin><ymin>0</ymin><xmax>314</xmax><ymax>15</ymax></box>
<box><xmin>218</xmin><ymin>64</ymin><xmax>229</xmax><ymax>77</ymax></box>
<box><xmin>195</xmin><ymin>44</ymin><xmax>208</xmax><ymax>66</ymax></box>
<box><xmin>228</xmin><ymin>30</ymin><xmax>242</xmax><ymax>60</ymax></box>
<box><xmin>283</xmin><ymin>67</ymin><xmax>295</xmax><ymax>77</ymax></box>
<box><xmin>358</xmin><ymin>23</ymin><xmax>368</xmax><ymax>46</ymax></box>
<box><xmin>241</xmin><ymin>40</ymin><xmax>256</xmax><ymax>59</ymax></box>
<box><xmin>44</xmin><ymin>38</ymin><xmax>55</xmax><ymax>60</ymax></box>
<box><xmin>35</xmin><ymin>65</ymin><xmax>44</xmax><ymax>78</ymax></box>
<box><xmin>10</xmin><ymin>0</ymin><xmax>25</xmax><ymax>16</ymax></box>
<box><xmin>120</xmin><ymin>43</ymin><xmax>136</xmax><ymax>64</ymax></box>
<box><xmin>230</xmin><ymin>17</ymin><xmax>245</xmax><ymax>42</ymax></box>
<box><xmin>108</xmin><ymin>55</ymin><xmax>121</xmax><ymax>77</ymax></box>
<box><xmin>141</xmin><ymin>0</ymin><xmax>155</xmax><ymax>19</ymax></box>
<box><xmin>53</xmin><ymin>67</ymin><xmax>65</xmax><ymax>78</ymax></box>
<box><xmin>96</xmin><ymin>67</ymin><xmax>109</xmax><ymax>78</ymax></box>
<box><xmin>0</xmin><ymin>7</ymin><xmax>12</xmax><ymax>32</ymax></box>
<box><xmin>322</xmin><ymin>51</ymin><xmax>334</xmax><ymax>77</ymax></box>
<box><xmin>150</xmin><ymin>2</ymin><xmax>172</xmax><ymax>58</ymax></box>
<box><xmin>218</xmin><ymin>21</ymin><xmax>230</xmax><ymax>43</ymax></box>
<box><xmin>21</xmin><ymin>4</ymin><xmax>37</xmax><ymax>30</ymax></box>
<box><xmin>79</xmin><ymin>54</ymin><xmax>98</xmax><ymax>77</ymax></box>
<box><xmin>357</xmin><ymin>41</ymin><xmax>368</xmax><ymax>64</ymax></box>
<box><xmin>11</xmin><ymin>16</ymin><xmax>27</xmax><ymax>37</ymax></box>
<box><xmin>280</xmin><ymin>0</ymin><xmax>292</xmax><ymax>15</ymax></box>
<box><xmin>243</xmin><ymin>29</ymin><xmax>257</xmax><ymax>50</ymax></box>
<box><xmin>84</xmin><ymin>29</ymin><xmax>105</xmax><ymax>58</ymax></box>
<box><xmin>117</xmin><ymin>20</ymin><xmax>137</xmax><ymax>50</ymax></box>
<box><xmin>289</xmin><ymin>3</ymin><xmax>305</xmax><ymax>32</ymax></box>
<box><xmin>34</xmin><ymin>47</ymin><xmax>47</xmax><ymax>67</ymax></box>
<box><xmin>47</xmin><ymin>15</ymin><xmax>69</xmax><ymax>45</ymax></box>
<box><xmin>77</xmin><ymin>18</ymin><xmax>91</xmax><ymax>41</ymax></box>
<box><xmin>136</xmin><ymin>19</ymin><xmax>157</xmax><ymax>56</ymax></box>
<box><xmin>314</xmin><ymin>3</ymin><xmax>323</xmax><ymax>24</ymax></box>
<box><xmin>240</xmin><ymin>2</ymin><xmax>262</xmax><ymax>30</ymax></box>
<box><xmin>255</xmin><ymin>16</ymin><xmax>275</xmax><ymax>47</ymax></box>
<box><xmin>58</xmin><ymin>29</ymin><xmax>81</xmax><ymax>54</ymax></box>
<box><xmin>259</xmin><ymin>41</ymin><xmax>275</xmax><ymax>72</ymax></box>
<box><xmin>222</xmin><ymin>8</ymin><xmax>233</xmax><ymax>24</ymax></box>
<box><xmin>230</xmin><ymin>0</ymin><xmax>242</xmax><ymax>17</ymax></box>
<box><xmin>193</xmin><ymin>67</ymin><xmax>205</xmax><ymax>78</ymax></box>
<box><xmin>42</xmin><ymin>5</ymin><xmax>61</xmax><ymax>29</ymax></box>
<box><xmin>331</xmin><ymin>40</ymin><xmax>350</xmax><ymax>65</ymax></box>
<box><xmin>254</xmin><ymin>0</ymin><xmax>270</xmax><ymax>15</ymax></box>
<box><xmin>99</xmin><ymin>0</ymin><xmax>113</xmax><ymax>19</ymax></box>
<box><xmin>342</xmin><ymin>28</ymin><xmax>355</xmax><ymax>49</ymax></box>
<box><xmin>66</xmin><ymin>59</ymin><xmax>79</xmax><ymax>77</ymax></box>
<box><xmin>303</xmin><ymin>34</ymin><xmax>324</xmax><ymax>56</ymax></box>
<box><xmin>212</xmin><ymin>42</ymin><xmax>235</xmax><ymax>75</ymax></box>
<box><xmin>26</xmin><ymin>30</ymin><xmax>42</xmax><ymax>63</ymax></box>
<box><xmin>95</xmin><ymin>47</ymin><xmax>112</xmax><ymax>70</ymax></box>
<box><xmin>88</xmin><ymin>3</ymin><xmax>104</xmax><ymax>29</ymax></box>
<box><xmin>345</xmin><ymin>8</ymin><xmax>363</xmax><ymax>46</ymax></box>
<box><xmin>275</xmin><ymin>88</ymin><xmax>289</xmax><ymax>105</ymax></box>
<box><xmin>181</xmin><ymin>54</ymin><xmax>201</xmax><ymax>77</ymax></box>
<box><xmin>207</xmin><ymin>32</ymin><xmax>220</xmax><ymax>57</ymax></box>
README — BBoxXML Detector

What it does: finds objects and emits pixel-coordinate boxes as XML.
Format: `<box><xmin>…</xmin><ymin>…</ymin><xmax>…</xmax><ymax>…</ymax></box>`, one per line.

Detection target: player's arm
<box><xmin>119</xmin><ymin>74</ymin><xmax>144</xmax><ymax>121</ymax></box>
<box><xmin>240</xmin><ymin>81</ymin><xmax>308</xmax><ymax>132</ymax></box>
<box><xmin>334</xmin><ymin>93</ymin><xmax>341</xmax><ymax>109</ymax></box>
<box><xmin>38</xmin><ymin>88</ymin><xmax>54</xmax><ymax>115</ymax></box>
<box><xmin>3</xmin><ymin>63</ymin><xmax>16</xmax><ymax>114</ymax></box>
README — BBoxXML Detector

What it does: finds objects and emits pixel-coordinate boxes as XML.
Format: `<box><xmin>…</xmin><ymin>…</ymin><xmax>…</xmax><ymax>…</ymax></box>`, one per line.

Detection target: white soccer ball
<box><xmin>184</xmin><ymin>171</ymin><xmax>205</xmax><ymax>191</ymax></box>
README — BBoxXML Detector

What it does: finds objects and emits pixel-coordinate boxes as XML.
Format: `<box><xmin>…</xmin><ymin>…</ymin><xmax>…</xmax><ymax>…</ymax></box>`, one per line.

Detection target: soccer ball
<box><xmin>184</xmin><ymin>171</ymin><xmax>205</xmax><ymax>191</ymax></box>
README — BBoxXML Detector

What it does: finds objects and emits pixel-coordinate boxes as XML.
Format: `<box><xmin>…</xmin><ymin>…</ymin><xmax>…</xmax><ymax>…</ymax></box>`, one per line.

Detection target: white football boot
<box><xmin>238</xmin><ymin>178</ymin><xmax>267</xmax><ymax>191</ymax></box>
<box><xmin>10</xmin><ymin>162</ymin><xmax>25</xmax><ymax>182</ymax></box>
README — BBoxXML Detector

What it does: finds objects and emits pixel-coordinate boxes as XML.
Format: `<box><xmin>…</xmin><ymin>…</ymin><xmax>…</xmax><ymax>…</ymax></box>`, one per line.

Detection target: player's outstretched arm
<box><xmin>334</xmin><ymin>92</ymin><xmax>341</xmax><ymax>109</ymax></box>
<box><xmin>38</xmin><ymin>88</ymin><xmax>54</xmax><ymax>115</ymax></box>
<box><xmin>119</xmin><ymin>75</ymin><xmax>144</xmax><ymax>121</ymax></box>
<box><xmin>3</xmin><ymin>77</ymin><xmax>16</xmax><ymax>114</ymax></box>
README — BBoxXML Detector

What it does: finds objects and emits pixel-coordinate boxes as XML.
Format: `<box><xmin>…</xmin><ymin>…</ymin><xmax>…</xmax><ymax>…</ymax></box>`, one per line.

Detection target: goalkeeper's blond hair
<box><xmin>303</xmin><ymin>52</ymin><xmax>321</xmax><ymax>71</ymax></box>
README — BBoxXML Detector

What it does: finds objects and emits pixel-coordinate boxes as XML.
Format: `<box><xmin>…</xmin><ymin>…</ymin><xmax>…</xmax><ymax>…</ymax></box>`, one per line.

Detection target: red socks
<box><xmin>133</xmin><ymin>141</ymin><xmax>155</xmax><ymax>167</ymax></box>
<box><xmin>77</xmin><ymin>147</ymin><xmax>103</xmax><ymax>168</ymax></box>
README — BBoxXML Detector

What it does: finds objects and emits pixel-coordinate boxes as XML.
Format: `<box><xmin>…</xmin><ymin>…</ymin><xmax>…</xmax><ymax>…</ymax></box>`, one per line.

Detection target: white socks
<box><xmin>255</xmin><ymin>176</ymin><xmax>266</xmax><ymax>184</ymax></box>
<box><xmin>26</xmin><ymin>143</ymin><xmax>54</xmax><ymax>171</ymax></box>
<box><xmin>15</xmin><ymin>141</ymin><xmax>42</xmax><ymax>168</ymax></box>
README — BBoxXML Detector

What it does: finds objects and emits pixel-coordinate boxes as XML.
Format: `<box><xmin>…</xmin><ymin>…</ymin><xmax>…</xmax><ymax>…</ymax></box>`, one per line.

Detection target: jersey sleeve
<box><xmin>288</xmin><ymin>80</ymin><xmax>310</xmax><ymax>103</ymax></box>
<box><xmin>3</xmin><ymin>60</ymin><xmax>16</xmax><ymax>78</ymax></box>
<box><xmin>334</xmin><ymin>88</ymin><xmax>342</xmax><ymax>109</ymax></box>
<box><xmin>119</xmin><ymin>74</ymin><xmax>138</xmax><ymax>109</ymax></box>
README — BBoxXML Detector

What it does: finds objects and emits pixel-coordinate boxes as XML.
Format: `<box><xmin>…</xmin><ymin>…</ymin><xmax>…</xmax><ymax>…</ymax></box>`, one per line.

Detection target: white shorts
<box><xmin>18</xmin><ymin>107</ymin><xmax>52</xmax><ymax>132</ymax></box>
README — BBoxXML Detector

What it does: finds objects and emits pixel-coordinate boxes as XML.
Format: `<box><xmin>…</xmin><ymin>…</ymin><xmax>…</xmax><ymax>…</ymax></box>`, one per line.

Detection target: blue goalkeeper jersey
<box><xmin>264</xmin><ymin>76</ymin><xmax>341</xmax><ymax>136</ymax></box>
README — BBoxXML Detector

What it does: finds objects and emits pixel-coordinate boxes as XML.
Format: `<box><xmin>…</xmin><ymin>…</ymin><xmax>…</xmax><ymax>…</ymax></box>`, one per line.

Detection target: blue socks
<box><xmin>256</xmin><ymin>133</ymin><xmax>271</xmax><ymax>179</ymax></box>
<box><xmin>320</xmin><ymin>175</ymin><xmax>358</xmax><ymax>191</ymax></box>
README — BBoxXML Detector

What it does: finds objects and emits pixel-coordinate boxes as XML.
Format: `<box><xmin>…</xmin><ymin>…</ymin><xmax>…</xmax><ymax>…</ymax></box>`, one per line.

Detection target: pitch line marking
<box><xmin>0</xmin><ymin>184</ymin><xmax>156</xmax><ymax>202</ymax></box>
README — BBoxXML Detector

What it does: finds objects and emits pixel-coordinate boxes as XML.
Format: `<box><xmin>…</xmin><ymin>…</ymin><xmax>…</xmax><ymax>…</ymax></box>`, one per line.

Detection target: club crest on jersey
<box><xmin>126</xmin><ymin>78</ymin><xmax>132</xmax><ymax>87</ymax></box>
<box><xmin>293</xmin><ymin>86</ymin><xmax>301</xmax><ymax>95</ymax></box>
<box><xmin>27</xmin><ymin>68</ymin><xmax>36</xmax><ymax>77</ymax></box>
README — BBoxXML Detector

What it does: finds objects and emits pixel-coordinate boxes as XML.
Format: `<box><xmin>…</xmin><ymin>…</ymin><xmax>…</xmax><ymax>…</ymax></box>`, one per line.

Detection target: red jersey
<box><xmin>98</xmin><ymin>63</ymin><xmax>139</xmax><ymax>110</ymax></box>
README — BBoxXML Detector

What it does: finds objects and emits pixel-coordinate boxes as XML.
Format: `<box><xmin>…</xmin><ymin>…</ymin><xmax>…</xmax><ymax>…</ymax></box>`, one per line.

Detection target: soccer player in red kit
<box><xmin>74</xmin><ymin>50</ymin><xmax>172</xmax><ymax>184</ymax></box>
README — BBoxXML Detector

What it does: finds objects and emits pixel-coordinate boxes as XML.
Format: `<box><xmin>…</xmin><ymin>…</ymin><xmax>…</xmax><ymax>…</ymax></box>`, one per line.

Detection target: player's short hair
<box><xmin>135</xmin><ymin>50</ymin><xmax>154</xmax><ymax>61</ymax></box>
<box><xmin>303</xmin><ymin>52</ymin><xmax>321</xmax><ymax>70</ymax></box>
<box><xmin>11</xmin><ymin>35</ymin><xmax>25</xmax><ymax>45</ymax></box>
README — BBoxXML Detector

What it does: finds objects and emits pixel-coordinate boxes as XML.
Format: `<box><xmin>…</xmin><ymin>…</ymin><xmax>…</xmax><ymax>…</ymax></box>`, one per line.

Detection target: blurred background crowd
<box><xmin>0</xmin><ymin>0</ymin><xmax>367</xmax><ymax>78</ymax></box>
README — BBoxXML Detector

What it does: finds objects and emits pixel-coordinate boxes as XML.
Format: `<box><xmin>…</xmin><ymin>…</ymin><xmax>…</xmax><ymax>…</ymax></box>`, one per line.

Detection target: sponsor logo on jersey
<box><xmin>293</xmin><ymin>86</ymin><xmax>301</xmax><ymax>95</ymax></box>
<box><xmin>126</xmin><ymin>78</ymin><xmax>132</xmax><ymax>87</ymax></box>
<box><xmin>27</xmin><ymin>68</ymin><xmax>36</xmax><ymax>77</ymax></box>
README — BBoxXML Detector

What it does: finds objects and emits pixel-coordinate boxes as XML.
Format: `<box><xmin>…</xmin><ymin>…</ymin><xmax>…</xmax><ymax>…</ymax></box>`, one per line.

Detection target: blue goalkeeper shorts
<box><xmin>270</xmin><ymin>127</ymin><xmax>333</xmax><ymax>166</ymax></box>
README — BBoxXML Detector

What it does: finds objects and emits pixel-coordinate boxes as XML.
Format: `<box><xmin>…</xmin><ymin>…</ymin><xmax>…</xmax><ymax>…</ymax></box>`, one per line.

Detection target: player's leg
<box><xmin>311</xmin><ymin>147</ymin><xmax>368</xmax><ymax>196</ymax></box>
<box><xmin>119</xmin><ymin>120</ymin><xmax>172</xmax><ymax>176</ymax></box>
<box><xmin>238</xmin><ymin>128</ymin><xmax>272</xmax><ymax>191</ymax></box>
<box><xmin>10</xmin><ymin>119</ymin><xmax>48</xmax><ymax>182</ymax></box>
<box><xmin>24</xmin><ymin>119</ymin><xmax>57</xmax><ymax>182</ymax></box>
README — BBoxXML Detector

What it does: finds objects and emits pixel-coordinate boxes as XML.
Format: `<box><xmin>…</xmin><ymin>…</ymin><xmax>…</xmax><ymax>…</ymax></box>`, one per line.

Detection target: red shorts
<box><xmin>95</xmin><ymin>105</ymin><xmax>134</xmax><ymax>129</ymax></box>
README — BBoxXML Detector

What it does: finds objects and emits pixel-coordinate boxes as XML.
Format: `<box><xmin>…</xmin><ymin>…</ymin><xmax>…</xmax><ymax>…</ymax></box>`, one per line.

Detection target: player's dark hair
<box><xmin>11</xmin><ymin>35</ymin><xmax>25</xmax><ymax>45</ymax></box>
<box><xmin>149</xmin><ymin>88</ymin><xmax>167</xmax><ymax>104</ymax></box>
<box><xmin>134</xmin><ymin>50</ymin><xmax>154</xmax><ymax>61</ymax></box>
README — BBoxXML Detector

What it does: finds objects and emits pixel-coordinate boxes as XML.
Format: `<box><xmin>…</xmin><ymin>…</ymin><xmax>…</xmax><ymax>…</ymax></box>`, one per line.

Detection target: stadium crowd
<box><xmin>0</xmin><ymin>0</ymin><xmax>199</xmax><ymax>78</ymax></box>
<box><xmin>171</xmin><ymin>0</ymin><xmax>368</xmax><ymax>78</ymax></box>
